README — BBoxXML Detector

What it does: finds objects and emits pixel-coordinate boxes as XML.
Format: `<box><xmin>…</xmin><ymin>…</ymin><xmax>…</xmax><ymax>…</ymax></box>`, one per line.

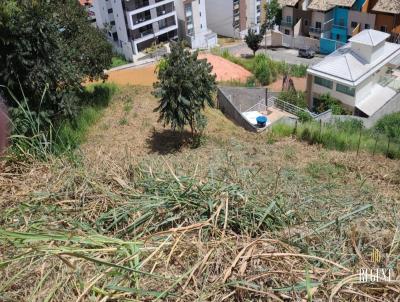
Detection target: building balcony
<box><xmin>309</xmin><ymin>27</ymin><xmax>322</xmax><ymax>34</ymax></box>
<box><xmin>281</xmin><ymin>21</ymin><xmax>293</xmax><ymax>28</ymax></box>
<box><xmin>124</xmin><ymin>0</ymin><xmax>150</xmax><ymax>11</ymax></box>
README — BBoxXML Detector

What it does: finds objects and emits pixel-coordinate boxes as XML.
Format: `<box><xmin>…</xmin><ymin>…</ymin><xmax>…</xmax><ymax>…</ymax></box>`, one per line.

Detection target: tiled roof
<box><xmin>372</xmin><ymin>0</ymin><xmax>400</xmax><ymax>14</ymax></box>
<box><xmin>278</xmin><ymin>0</ymin><xmax>300</xmax><ymax>7</ymax></box>
<box><xmin>307</xmin><ymin>0</ymin><xmax>356</xmax><ymax>11</ymax></box>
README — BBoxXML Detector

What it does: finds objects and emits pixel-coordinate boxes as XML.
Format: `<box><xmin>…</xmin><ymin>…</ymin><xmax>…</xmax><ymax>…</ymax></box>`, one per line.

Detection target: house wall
<box><xmin>205</xmin><ymin>0</ymin><xmax>235</xmax><ymax>37</ymax></box>
<box><xmin>331</xmin><ymin>7</ymin><xmax>348</xmax><ymax>42</ymax></box>
<box><xmin>348</xmin><ymin>11</ymin><xmax>376</xmax><ymax>34</ymax></box>
<box><xmin>311</xmin><ymin>76</ymin><xmax>356</xmax><ymax>109</ymax></box>
<box><xmin>374</xmin><ymin>13</ymin><xmax>395</xmax><ymax>33</ymax></box>
<box><xmin>293</xmin><ymin>9</ymin><xmax>312</xmax><ymax>36</ymax></box>
<box><xmin>281</xmin><ymin>6</ymin><xmax>294</xmax><ymax>35</ymax></box>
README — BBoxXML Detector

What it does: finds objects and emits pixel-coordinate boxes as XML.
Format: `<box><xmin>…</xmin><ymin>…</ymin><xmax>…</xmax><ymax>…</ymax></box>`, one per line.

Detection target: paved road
<box><xmin>222</xmin><ymin>40</ymin><xmax>324</xmax><ymax>66</ymax></box>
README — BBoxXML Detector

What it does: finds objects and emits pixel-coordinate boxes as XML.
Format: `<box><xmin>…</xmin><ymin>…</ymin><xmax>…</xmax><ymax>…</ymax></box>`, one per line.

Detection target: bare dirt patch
<box><xmin>198</xmin><ymin>53</ymin><xmax>252</xmax><ymax>82</ymax></box>
<box><xmin>267</xmin><ymin>76</ymin><xmax>307</xmax><ymax>92</ymax></box>
<box><xmin>105</xmin><ymin>64</ymin><xmax>157</xmax><ymax>86</ymax></box>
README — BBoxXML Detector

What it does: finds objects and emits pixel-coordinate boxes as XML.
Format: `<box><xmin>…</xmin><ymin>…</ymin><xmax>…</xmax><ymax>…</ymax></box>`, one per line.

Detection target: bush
<box><xmin>279</xmin><ymin>90</ymin><xmax>307</xmax><ymax>108</ymax></box>
<box><xmin>313</xmin><ymin>93</ymin><xmax>348</xmax><ymax>115</ymax></box>
<box><xmin>253</xmin><ymin>58</ymin><xmax>271</xmax><ymax>85</ymax></box>
<box><xmin>374</xmin><ymin>112</ymin><xmax>400</xmax><ymax>139</ymax></box>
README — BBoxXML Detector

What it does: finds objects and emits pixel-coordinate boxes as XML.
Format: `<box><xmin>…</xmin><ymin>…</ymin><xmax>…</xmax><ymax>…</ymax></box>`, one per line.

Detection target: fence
<box><xmin>268</xmin><ymin>96</ymin><xmax>317</xmax><ymax>118</ymax></box>
<box><xmin>273</xmin><ymin>118</ymin><xmax>400</xmax><ymax>159</ymax></box>
<box><xmin>271</xmin><ymin>30</ymin><xmax>320</xmax><ymax>51</ymax></box>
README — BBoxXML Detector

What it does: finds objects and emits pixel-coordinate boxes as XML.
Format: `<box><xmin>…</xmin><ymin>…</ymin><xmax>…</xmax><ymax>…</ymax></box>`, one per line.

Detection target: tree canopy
<box><xmin>264</xmin><ymin>0</ymin><xmax>282</xmax><ymax>30</ymax></box>
<box><xmin>153</xmin><ymin>43</ymin><xmax>216</xmax><ymax>138</ymax></box>
<box><xmin>0</xmin><ymin>0</ymin><xmax>112</xmax><ymax>119</ymax></box>
<box><xmin>245</xmin><ymin>28</ymin><xmax>264</xmax><ymax>56</ymax></box>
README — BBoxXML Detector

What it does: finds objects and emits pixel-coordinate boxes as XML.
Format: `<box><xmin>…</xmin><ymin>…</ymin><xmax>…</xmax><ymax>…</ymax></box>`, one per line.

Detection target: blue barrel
<box><xmin>256</xmin><ymin>116</ymin><xmax>268</xmax><ymax>127</ymax></box>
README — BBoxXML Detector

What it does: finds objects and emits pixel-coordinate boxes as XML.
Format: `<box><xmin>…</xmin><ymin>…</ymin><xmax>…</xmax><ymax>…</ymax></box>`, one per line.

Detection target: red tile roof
<box><xmin>79</xmin><ymin>0</ymin><xmax>93</xmax><ymax>5</ymax></box>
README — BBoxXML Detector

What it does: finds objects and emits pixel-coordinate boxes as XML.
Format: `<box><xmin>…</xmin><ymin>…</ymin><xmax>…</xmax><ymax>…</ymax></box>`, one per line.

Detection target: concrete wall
<box><xmin>272</xmin><ymin>30</ymin><xmax>319</xmax><ymax>50</ymax></box>
<box><xmin>348</xmin><ymin>11</ymin><xmax>376</xmax><ymax>34</ymax></box>
<box><xmin>205</xmin><ymin>0</ymin><xmax>235</xmax><ymax>37</ymax></box>
<box><xmin>217</xmin><ymin>87</ymin><xmax>261</xmax><ymax>132</ymax></box>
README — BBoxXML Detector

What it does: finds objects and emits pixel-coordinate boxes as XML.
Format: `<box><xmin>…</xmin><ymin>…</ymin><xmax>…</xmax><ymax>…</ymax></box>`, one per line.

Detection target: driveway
<box><xmin>223</xmin><ymin>40</ymin><xmax>324</xmax><ymax>66</ymax></box>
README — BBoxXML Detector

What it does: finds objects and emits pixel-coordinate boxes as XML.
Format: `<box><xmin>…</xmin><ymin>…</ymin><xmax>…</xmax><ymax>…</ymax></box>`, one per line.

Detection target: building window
<box><xmin>365</xmin><ymin>24</ymin><xmax>370</xmax><ymax>29</ymax></box>
<box><xmin>314</xmin><ymin>76</ymin><xmax>333</xmax><ymax>89</ymax></box>
<box><xmin>336</xmin><ymin>83</ymin><xmax>355</xmax><ymax>96</ymax></box>
<box><xmin>110</xmin><ymin>21</ymin><xmax>115</xmax><ymax>26</ymax></box>
<box><xmin>286</xmin><ymin>16</ymin><xmax>292</xmax><ymax>24</ymax></box>
<box><xmin>351</xmin><ymin>21</ymin><xmax>357</xmax><ymax>28</ymax></box>
<box><xmin>380</xmin><ymin>25</ymin><xmax>387</xmax><ymax>32</ymax></box>
<box><xmin>315</xmin><ymin>21</ymin><xmax>321</xmax><ymax>29</ymax></box>
<box><xmin>284</xmin><ymin>29</ymin><xmax>290</xmax><ymax>35</ymax></box>
<box><xmin>304</xmin><ymin>19</ymin><xmax>308</xmax><ymax>26</ymax></box>
<box><xmin>108</xmin><ymin>8</ymin><xmax>113</xmax><ymax>13</ymax></box>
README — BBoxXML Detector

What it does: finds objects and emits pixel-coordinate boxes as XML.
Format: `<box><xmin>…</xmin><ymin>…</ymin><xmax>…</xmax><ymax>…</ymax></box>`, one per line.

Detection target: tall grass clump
<box><xmin>272</xmin><ymin>119</ymin><xmax>400</xmax><ymax>158</ymax></box>
<box><xmin>56</xmin><ymin>83</ymin><xmax>117</xmax><ymax>152</ymax></box>
<box><xmin>6</xmin><ymin>83</ymin><xmax>117</xmax><ymax>158</ymax></box>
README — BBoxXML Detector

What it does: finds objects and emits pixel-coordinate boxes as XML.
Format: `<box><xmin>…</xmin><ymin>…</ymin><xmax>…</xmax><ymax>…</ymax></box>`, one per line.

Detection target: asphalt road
<box><xmin>222</xmin><ymin>41</ymin><xmax>324</xmax><ymax>66</ymax></box>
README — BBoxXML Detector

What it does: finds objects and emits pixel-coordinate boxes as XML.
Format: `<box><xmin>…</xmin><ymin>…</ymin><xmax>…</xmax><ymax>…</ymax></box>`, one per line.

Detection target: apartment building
<box><xmin>175</xmin><ymin>0</ymin><xmax>217</xmax><ymax>49</ymax></box>
<box><xmin>205</xmin><ymin>0</ymin><xmax>265</xmax><ymax>39</ymax></box>
<box><xmin>92</xmin><ymin>0</ymin><xmax>178</xmax><ymax>61</ymax></box>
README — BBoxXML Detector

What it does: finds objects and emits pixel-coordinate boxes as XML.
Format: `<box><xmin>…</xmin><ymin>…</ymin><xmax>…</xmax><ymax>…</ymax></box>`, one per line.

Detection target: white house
<box><xmin>307</xmin><ymin>29</ymin><xmax>400</xmax><ymax>117</ymax></box>
<box><xmin>175</xmin><ymin>0</ymin><xmax>217</xmax><ymax>49</ymax></box>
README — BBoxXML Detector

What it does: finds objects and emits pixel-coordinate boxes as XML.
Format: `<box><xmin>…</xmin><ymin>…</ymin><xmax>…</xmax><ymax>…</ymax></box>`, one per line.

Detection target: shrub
<box><xmin>313</xmin><ymin>93</ymin><xmax>348</xmax><ymax>115</ymax></box>
<box><xmin>374</xmin><ymin>112</ymin><xmax>400</xmax><ymax>139</ymax></box>
<box><xmin>253</xmin><ymin>57</ymin><xmax>271</xmax><ymax>85</ymax></box>
<box><xmin>279</xmin><ymin>90</ymin><xmax>307</xmax><ymax>108</ymax></box>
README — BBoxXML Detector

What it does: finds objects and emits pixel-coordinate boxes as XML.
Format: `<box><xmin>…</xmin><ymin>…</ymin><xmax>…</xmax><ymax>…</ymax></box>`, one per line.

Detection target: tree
<box><xmin>265</xmin><ymin>0</ymin><xmax>282</xmax><ymax>30</ymax></box>
<box><xmin>245</xmin><ymin>28</ymin><xmax>264</xmax><ymax>56</ymax></box>
<box><xmin>0</xmin><ymin>0</ymin><xmax>112</xmax><ymax>120</ymax></box>
<box><xmin>153</xmin><ymin>42</ymin><xmax>216</xmax><ymax>139</ymax></box>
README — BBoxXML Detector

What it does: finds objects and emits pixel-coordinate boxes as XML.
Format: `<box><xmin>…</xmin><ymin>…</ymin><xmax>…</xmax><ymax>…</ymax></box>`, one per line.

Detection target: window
<box><xmin>351</xmin><ymin>21</ymin><xmax>357</xmax><ymax>28</ymax></box>
<box><xmin>315</xmin><ymin>21</ymin><xmax>321</xmax><ymax>29</ymax></box>
<box><xmin>108</xmin><ymin>8</ymin><xmax>113</xmax><ymax>13</ymax></box>
<box><xmin>381</xmin><ymin>25</ymin><xmax>387</xmax><ymax>32</ymax></box>
<box><xmin>365</xmin><ymin>24</ymin><xmax>370</xmax><ymax>29</ymax></box>
<box><xmin>286</xmin><ymin>16</ymin><xmax>292</xmax><ymax>23</ymax></box>
<box><xmin>336</xmin><ymin>83</ymin><xmax>355</xmax><ymax>96</ymax></box>
<box><xmin>110</xmin><ymin>21</ymin><xmax>115</xmax><ymax>26</ymax></box>
<box><xmin>285</xmin><ymin>29</ymin><xmax>290</xmax><ymax>35</ymax></box>
<box><xmin>304</xmin><ymin>19</ymin><xmax>308</xmax><ymax>26</ymax></box>
<box><xmin>314</xmin><ymin>76</ymin><xmax>333</xmax><ymax>89</ymax></box>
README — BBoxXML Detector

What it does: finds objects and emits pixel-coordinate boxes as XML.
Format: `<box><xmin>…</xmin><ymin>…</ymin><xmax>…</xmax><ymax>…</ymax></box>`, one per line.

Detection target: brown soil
<box><xmin>105</xmin><ymin>64</ymin><xmax>157</xmax><ymax>86</ymax></box>
<box><xmin>198</xmin><ymin>53</ymin><xmax>252</xmax><ymax>82</ymax></box>
<box><xmin>267</xmin><ymin>76</ymin><xmax>307</xmax><ymax>92</ymax></box>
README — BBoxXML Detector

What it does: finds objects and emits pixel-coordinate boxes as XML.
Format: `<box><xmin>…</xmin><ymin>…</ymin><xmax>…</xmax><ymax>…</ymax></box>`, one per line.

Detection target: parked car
<box><xmin>298</xmin><ymin>48</ymin><xmax>315</xmax><ymax>58</ymax></box>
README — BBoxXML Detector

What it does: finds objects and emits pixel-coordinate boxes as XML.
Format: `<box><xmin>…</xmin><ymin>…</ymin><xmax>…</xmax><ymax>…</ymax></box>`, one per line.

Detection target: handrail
<box><xmin>268</xmin><ymin>96</ymin><xmax>317</xmax><ymax>118</ymax></box>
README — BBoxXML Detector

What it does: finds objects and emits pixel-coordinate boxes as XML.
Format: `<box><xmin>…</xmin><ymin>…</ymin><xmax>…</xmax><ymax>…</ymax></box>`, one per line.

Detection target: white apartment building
<box><xmin>175</xmin><ymin>0</ymin><xmax>217</xmax><ymax>49</ymax></box>
<box><xmin>92</xmin><ymin>0</ymin><xmax>178</xmax><ymax>61</ymax></box>
<box><xmin>204</xmin><ymin>0</ymin><xmax>265</xmax><ymax>39</ymax></box>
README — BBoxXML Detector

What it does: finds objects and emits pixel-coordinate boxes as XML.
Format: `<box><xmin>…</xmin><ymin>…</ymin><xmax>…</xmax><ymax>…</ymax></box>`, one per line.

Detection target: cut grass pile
<box><xmin>1</xmin><ymin>142</ymin><xmax>400</xmax><ymax>301</ymax></box>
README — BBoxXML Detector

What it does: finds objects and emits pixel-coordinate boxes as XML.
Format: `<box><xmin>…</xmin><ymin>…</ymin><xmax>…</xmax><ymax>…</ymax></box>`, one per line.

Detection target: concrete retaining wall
<box><xmin>272</xmin><ymin>30</ymin><xmax>319</xmax><ymax>51</ymax></box>
<box><xmin>217</xmin><ymin>87</ymin><xmax>259</xmax><ymax>132</ymax></box>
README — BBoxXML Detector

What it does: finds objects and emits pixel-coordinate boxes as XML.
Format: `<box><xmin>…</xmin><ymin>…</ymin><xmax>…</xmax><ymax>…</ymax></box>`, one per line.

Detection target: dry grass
<box><xmin>1</xmin><ymin>87</ymin><xmax>400</xmax><ymax>301</ymax></box>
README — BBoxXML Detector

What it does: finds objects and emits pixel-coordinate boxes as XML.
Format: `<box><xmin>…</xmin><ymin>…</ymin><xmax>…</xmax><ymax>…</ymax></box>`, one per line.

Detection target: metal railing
<box><xmin>309</xmin><ymin>27</ymin><xmax>322</xmax><ymax>34</ymax></box>
<box><xmin>267</xmin><ymin>97</ymin><xmax>317</xmax><ymax>118</ymax></box>
<box><xmin>281</xmin><ymin>21</ymin><xmax>293</xmax><ymax>27</ymax></box>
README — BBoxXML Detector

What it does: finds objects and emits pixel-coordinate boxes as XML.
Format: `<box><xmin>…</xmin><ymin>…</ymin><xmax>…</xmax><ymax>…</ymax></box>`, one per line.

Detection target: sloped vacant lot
<box><xmin>1</xmin><ymin>87</ymin><xmax>399</xmax><ymax>301</ymax></box>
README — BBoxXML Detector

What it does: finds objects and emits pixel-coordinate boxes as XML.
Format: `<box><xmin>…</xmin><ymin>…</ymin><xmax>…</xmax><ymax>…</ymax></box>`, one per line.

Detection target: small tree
<box><xmin>245</xmin><ymin>28</ymin><xmax>263</xmax><ymax>56</ymax></box>
<box><xmin>265</xmin><ymin>0</ymin><xmax>282</xmax><ymax>30</ymax></box>
<box><xmin>153</xmin><ymin>42</ymin><xmax>216</xmax><ymax>139</ymax></box>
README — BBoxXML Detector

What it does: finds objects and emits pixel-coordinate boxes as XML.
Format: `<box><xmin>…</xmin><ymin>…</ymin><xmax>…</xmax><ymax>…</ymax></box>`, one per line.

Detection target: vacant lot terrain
<box><xmin>1</xmin><ymin>86</ymin><xmax>399</xmax><ymax>301</ymax></box>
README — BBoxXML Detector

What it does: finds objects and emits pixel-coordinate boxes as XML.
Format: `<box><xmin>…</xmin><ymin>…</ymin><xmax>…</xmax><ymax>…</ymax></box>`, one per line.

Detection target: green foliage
<box><xmin>153</xmin><ymin>42</ymin><xmax>216</xmax><ymax>138</ymax></box>
<box><xmin>374</xmin><ymin>112</ymin><xmax>400</xmax><ymax>139</ymax></box>
<box><xmin>272</xmin><ymin>119</ymin><xmax>400</xmax><ymax>159</ymax></box>
<box><xmin>0</xmin><ymin>0</ymin><xmax>112</xmax><ymax>120</ymax></box>
<box><xmin>253</xmin><ymin>56</ymin><xmax>271</xmax><ymax>85</ymax></box>
<box><xmin>297</xmin><ymin>110</ymin><xmax>313</xmax><ymax>122</ymax></box>
<box><xmin>245</xmin><ymin>28</ymin><xmax>264</xmax><ymax>55</ymax></box>
<box><xmin>279</xmin><ymin>90</ymin><xmax>307</xmax><ymax>108</ymax></box>
<box><xmin>313</xmin><ymin>93</ymin><xmax>349</xmax><ymax>115</ymax></box>
<box><xmin>111</xmin><ymin>55</ymin><xmax>129</xmax><ymax>68</ymax></box>
<box><xmin>265</xmin><ymin>0</ymin><xmax>282</xmax><ymax>29</ymax></box>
